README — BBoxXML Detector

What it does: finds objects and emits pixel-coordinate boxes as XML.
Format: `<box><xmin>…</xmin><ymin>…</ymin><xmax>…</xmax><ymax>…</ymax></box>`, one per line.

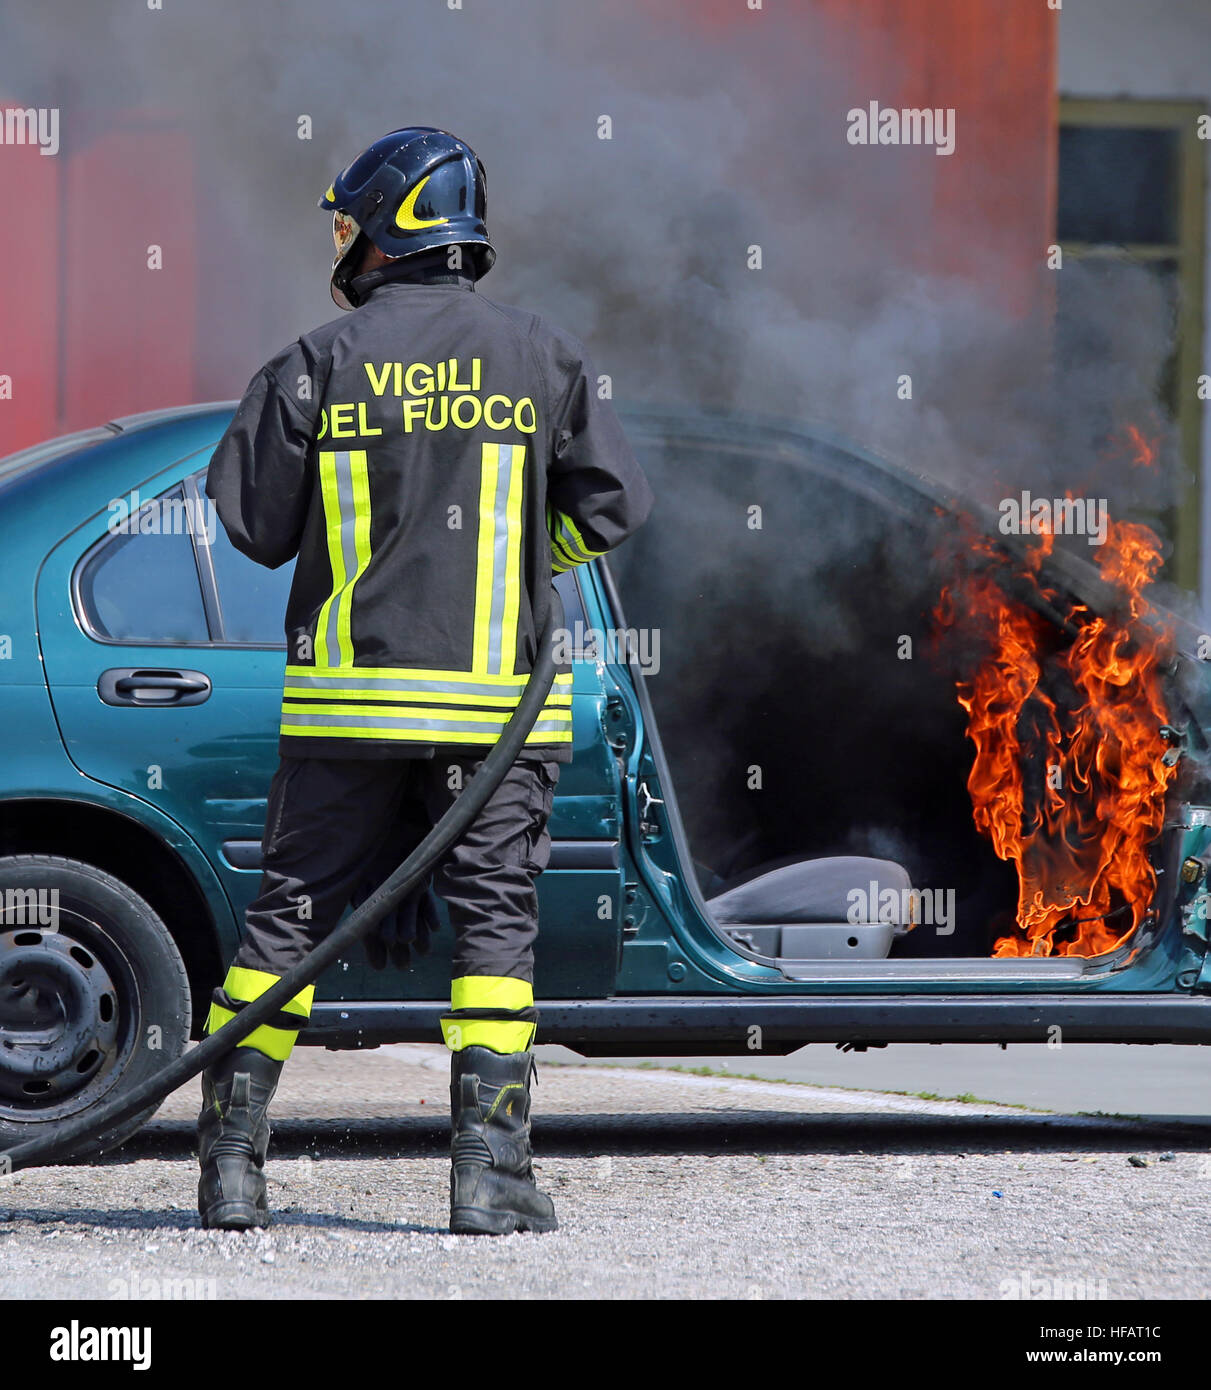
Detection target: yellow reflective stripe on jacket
<box><xmin>473</xmin><ymin>443</ymin><xmax>526</xmax><ymax>675</ymax></box>
<box><xmin>499</xmin><ymin>451</ymin><xmax>525</xmax><ymax>675</ymax></box>
<box><xmin>284</xmin><ymin>666</ymin><xmax>572</xmax><ymax>688</ymax></box>
<box><xmin>282</xmin><ymin>686</ymin><xmax>569</xmax><ymax>706</ymax></box>
<box><xmin>282</xmin><ymin>669</ymin><xmax>573</xmax><ymax>705</ymax></box>
<box><xmin>314</xmin><ymin>449</ymin><xmax>372</xmax><ymax>667</ymax></box>
<box><xmin>279</xmin><ymin>668</ymin><xmax>573</xmax><ymax>743</ymax></box>
<box><xmin>547</xmin><ymin>502</ymin><xmax>604</xmax><ymax>573</ymax></box>
<box><xmin>280</xmin><ymin>709</ymin><xmax>573</xmax><ymax>741</ymax></box>
<box><xmin>450</xmin><ymin>975</ymin><xmax>534</xmax><ymax>1011</ymax></box>
<box><xmin>288</xmin><ymin>440</ymin><xmax>574</xmax><ymax>745</ymax></box>
<box><xmin>281</xmin><ymin>727</ymin><xmax>572</xmax><ymax>744</ymax></box>
<box><xmin>281</xmin><ymin>701</ymin><xmax>570</xmax><ymax>724</ymax></box>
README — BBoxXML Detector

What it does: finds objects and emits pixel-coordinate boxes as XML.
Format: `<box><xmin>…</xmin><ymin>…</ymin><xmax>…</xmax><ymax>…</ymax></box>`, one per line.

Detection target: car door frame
<box><xmin>596</xmin><ymin>415</ymin><xmax>1194</xmax><ymax>998</ymax></box>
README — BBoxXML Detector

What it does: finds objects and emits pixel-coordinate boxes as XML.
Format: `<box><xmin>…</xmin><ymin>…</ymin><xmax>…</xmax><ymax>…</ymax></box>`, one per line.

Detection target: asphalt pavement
<box><xmin>1</xmin><ymin>1045</ymin><xmax>1208</xmax><ymax>1299</ymax></box>
<box><xmin>533</xmin><ymin>1042</ymin><xmax>1211</xmax><ymax>1122</ymax></box>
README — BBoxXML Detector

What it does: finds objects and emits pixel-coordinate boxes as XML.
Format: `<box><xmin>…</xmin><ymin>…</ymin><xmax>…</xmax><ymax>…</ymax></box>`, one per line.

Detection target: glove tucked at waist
<box><xmin>348</xmin><ymin>832</ymin><xmax>441</xmax><ymax>971</ymax></box>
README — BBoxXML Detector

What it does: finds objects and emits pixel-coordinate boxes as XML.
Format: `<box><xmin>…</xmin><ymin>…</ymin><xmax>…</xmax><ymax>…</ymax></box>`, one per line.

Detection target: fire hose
<box><xmin>0</xmin><ymin>605</ymin><xmax>558</xmax><ymax>1176</ymax></box>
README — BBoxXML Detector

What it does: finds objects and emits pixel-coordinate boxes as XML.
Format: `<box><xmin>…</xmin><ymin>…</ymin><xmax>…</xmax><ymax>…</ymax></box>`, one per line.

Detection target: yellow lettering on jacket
<box><xmin>447</xmin><ymin>357</ymin><xmax>475</xmax><ymax>392</ymax></box>
<box><xmin>405</xmin><ymin>361</ymin><xmax>434</xmax><ymax>395</ymax></box>
<box><xmin>354</xmin><ymin>359</ymin><xmax>536</xmax><ymax>434</ymax></box>
<box><xmin>319</xmin><ymin>402</ymin><xmax>382</xmax><ymax>439</ymax></box>
<box><xmin>483</xmin><ymin>394</ymin><xmax>512</xmax><ymax>430</ymax></box>
<box><xmin>328</xmin><ymin>403</ymin><xmax>355</xmax><ymax>437</ymax></box>
<box><xmin>364</xmin><ymin>362</ymin><xmax>394</xmax><ymax>396</ymax></box>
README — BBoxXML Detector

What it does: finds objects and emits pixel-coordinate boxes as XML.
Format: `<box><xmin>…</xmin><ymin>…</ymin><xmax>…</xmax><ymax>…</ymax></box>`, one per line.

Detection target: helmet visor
<box><xmin>331</xmin><ymin>209</ymin><xmax>361</xmax><ymax>268</ymax></box>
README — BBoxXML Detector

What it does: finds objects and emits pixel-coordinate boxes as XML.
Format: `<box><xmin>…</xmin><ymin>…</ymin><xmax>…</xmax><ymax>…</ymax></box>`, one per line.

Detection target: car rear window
<box><xmin>75</xmin><ymin>486</ymin><xmax>210</xmax><ymax>643</ymax></box>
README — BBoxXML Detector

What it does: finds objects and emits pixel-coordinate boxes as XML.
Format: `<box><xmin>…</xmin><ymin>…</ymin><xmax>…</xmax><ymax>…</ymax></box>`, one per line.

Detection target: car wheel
<box><xmin>0</xmin><ymin>854</ymin><xmax>191</xmax><ymax>1160</ymax></box>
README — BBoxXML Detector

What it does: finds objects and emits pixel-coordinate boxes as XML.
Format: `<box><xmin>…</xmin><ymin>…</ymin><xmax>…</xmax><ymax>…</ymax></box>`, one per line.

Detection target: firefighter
<box><xmin>197</xmin><ymin>127</ymin><xmax>653</xmax><ymax>1234</ymax></box>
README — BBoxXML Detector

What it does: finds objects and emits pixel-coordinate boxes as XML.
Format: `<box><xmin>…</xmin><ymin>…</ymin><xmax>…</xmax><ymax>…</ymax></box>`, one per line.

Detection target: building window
<box><xmin>1057</xmin><ymin>98</ymin><xmax>1206</xmax><ymax>589</ymax></box>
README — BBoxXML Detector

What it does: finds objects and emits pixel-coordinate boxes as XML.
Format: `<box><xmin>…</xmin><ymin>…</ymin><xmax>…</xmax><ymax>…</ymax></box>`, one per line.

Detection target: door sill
<box><xmin>773</xmin><ymin>957</ymin><xmax>1087</xmax><ymax>984</ymax></box>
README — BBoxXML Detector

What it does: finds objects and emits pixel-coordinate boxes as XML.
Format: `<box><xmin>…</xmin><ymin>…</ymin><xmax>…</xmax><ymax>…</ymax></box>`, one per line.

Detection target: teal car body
<box><xmin>2</xmin><ymin>400</ymin><xmax>1211</xmax><ymax>1145</ymax></box>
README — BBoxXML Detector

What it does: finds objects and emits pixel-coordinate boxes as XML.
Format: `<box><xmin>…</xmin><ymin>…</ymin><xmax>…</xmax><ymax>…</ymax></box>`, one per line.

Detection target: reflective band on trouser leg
<box><xmin>441</xmin><ymin>975</ymin><xmax>536</xmax><ymax>1054</ymax></box>
<box><xmin>204</xmin><ymin>965</ymin><xmax>316</xmax><ymax>1062</ymax></box>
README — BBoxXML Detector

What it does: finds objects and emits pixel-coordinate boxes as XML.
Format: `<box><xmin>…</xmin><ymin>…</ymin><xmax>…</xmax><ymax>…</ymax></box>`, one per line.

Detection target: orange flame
<box><xmin>936</xmin><ymin>520</ymin><xmax>1176</xmax><ymax>957</ymax></box>
<box><xmin>1123</xmin><ymin>424</ymin><xmax>1159</xmax><ymax>469</ymax></box>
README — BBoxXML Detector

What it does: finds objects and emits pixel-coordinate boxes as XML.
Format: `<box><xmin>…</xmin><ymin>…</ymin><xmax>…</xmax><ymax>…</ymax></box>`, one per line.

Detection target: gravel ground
<box><xmin>1</xmin><ymin>1045</ymin><xmax>1208</xmax><ymax>1300</ymax></box>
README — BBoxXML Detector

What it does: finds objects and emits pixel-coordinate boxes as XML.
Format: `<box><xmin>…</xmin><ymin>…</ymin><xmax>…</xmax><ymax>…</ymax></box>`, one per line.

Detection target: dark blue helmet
<box><xmin>319</xmin><ymin>127</ymin><xmax>494</xmax><ymax>309</ymax></box>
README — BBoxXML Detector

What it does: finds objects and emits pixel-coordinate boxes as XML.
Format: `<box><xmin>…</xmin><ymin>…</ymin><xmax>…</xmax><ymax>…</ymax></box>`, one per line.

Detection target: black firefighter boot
<box><xmin>449</xmin><ymin>1046</ymin><xmax>558</xmax><ymax>1235</ymax></box>
<box><xmin>197</xmin><ymin>1046</ymin><xmax>284</xmax><ymax>1231</ymax></box>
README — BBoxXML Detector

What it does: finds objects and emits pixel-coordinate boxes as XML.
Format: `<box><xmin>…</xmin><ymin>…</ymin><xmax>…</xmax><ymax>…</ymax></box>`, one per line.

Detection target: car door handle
<box><xmin>98</xmin><ymin>668</ymin><xmax>212</xmax><ymax>707</ymax></box>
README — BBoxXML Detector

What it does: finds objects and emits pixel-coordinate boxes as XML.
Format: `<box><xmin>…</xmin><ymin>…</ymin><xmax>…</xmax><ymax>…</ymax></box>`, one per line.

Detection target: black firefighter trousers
<box><xmin>212</xmin><ymin>756</ymin><xmax>560</xmax><ymax>1057</ymax></box>
<box><xmin>235</xmin><ymin>753</ymin><xmax>559</xmax><ymax>978</ymax></box>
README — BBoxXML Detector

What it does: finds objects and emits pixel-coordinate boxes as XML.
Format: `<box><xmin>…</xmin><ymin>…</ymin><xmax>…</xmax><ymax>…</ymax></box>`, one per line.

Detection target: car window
<box><xmin>203</xmin><ymin>496</ymin><xmax>295</xmax><ymax>645</ymax></box>
<box><xmin>76</xmin><ymin>485</ymin><xmax>210</xmax><ymax>644</ymax></box>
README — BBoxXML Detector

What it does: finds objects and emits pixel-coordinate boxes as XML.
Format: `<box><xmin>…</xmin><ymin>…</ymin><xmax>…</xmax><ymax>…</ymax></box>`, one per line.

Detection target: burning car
<box><xmin>1</xmin><ymin>402</ymin><xmax>1210</xmax><ymax>1155</ymax></box>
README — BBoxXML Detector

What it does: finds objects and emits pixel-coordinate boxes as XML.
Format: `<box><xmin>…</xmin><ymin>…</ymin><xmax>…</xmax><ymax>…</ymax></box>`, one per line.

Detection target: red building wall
<box><xmin>653</xmin><ymin>0</ymin><xmax>1058</xmax><ymax>318</ymax></box>
<box><xmin>1</xmin><ymin>1</ymin><xmax>1054</xmax><ymax>456</ymax></box>
<box><xmin>0</xmin><ymin>127</ymin><xmax>62</xmax><ymax>455</ymax></box>
<box><xmin>0</xmin><ymin>112</ymin><xmax>196</xmax><ymax>455</ymax></box>
<box><xmin>813</xmin><ymin>0</ymin><xmax>1058</xmax><ymax>315</ymax></box>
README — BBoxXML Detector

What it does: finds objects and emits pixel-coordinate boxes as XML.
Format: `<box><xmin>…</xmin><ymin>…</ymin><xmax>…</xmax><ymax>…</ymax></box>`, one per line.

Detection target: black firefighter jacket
<box><xmin>205</xmin><ymin>277</ymin><xmax>653</xmax><ymax>762</ymax></box>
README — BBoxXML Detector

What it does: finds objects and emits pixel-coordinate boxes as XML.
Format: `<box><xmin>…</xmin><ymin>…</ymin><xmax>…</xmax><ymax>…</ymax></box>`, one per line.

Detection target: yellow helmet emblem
<box><xmin>395</xmin><ymin>175</ymin><xmax>450</xmax><ymax>231</ymax></box>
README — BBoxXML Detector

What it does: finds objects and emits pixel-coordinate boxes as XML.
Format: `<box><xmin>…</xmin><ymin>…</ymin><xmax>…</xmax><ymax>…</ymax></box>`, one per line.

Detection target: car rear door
<box><xmin>36</xmin><ymin>459</ymin><xmax>291</xmax><ymax>953</ymax></box>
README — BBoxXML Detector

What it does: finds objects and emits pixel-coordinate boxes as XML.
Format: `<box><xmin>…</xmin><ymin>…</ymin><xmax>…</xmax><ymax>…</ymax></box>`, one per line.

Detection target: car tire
<box><xmin>0</xmin><ymin>854</ymin><xmax>191</xmax><ymax>1160</ymax></box>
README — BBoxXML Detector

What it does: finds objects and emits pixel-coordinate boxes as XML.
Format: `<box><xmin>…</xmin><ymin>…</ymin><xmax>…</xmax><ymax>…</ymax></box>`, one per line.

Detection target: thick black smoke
<box><xmin>2</xmin><ymin>2</ymin><xmax>1184</xmax><ymax>946</ymax></box>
